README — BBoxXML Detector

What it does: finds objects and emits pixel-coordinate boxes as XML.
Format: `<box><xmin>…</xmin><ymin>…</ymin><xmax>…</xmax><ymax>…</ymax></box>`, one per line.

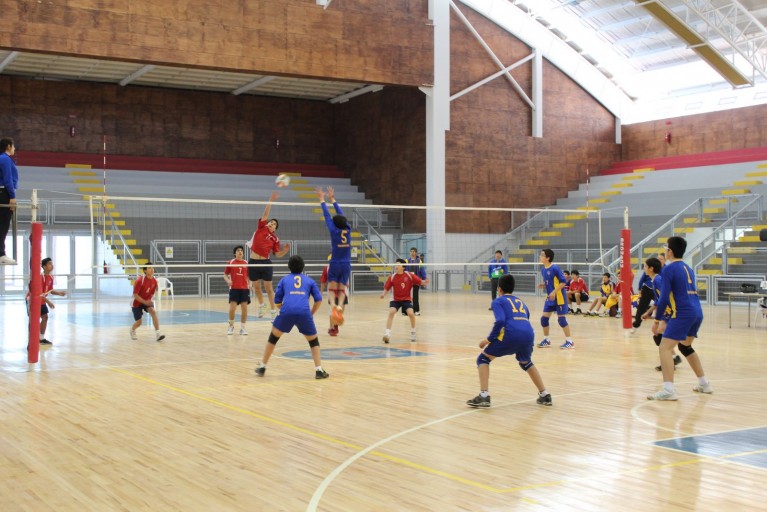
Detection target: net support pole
<box><xmin>28</xmin><ymin>190</ymin><xmax>42</xmax><ymax>366</ymax></box>
<box><xmin>620</xmin><ymin>207</ymin><xmax>632</xmax><ymax>329</ymax></box>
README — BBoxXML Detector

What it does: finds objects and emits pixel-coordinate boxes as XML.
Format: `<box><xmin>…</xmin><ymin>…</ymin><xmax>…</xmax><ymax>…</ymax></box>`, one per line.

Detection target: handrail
<box><xmin>101</xmin><ymin>205</ymin><xmax>139</xmax><ymax>271</ymax></box>
<box><xmin>351</xmin><ymin>210</ymin><xmax>397</xmax><ymax>267</ymax></box>
<box><xmin>605</xmin><ymin>194</ymin><xmax>762</xmax><ymax>275</ymax></box>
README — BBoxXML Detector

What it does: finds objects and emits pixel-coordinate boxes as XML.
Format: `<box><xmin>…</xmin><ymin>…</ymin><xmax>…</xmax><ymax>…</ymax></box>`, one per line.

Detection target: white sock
<box><xmin>241</xmin><ymin>323</ymin><xmax>246</xmax><ymax>329</ymax></box>
<box><xmin>385</xmin><ymin>329</ymin><xmax>391</xmax><ymax>335</ymax></box>
<box><xmin>663</xmin><ymin>382</ymin><xmax>675</xmax><ymax>393</ymax></box>
<box><xmin>698</xmin><ymin>376</ymin><xmax>709</xmax><ymax>386</ymax></box>
<box><xmin>315</xmin><ymin>366</ymin><xmax>323</xmax><ymax>371</ymax></box>
<box><xmin>479</xmin><ymin>391</ymin><xmax>489</xmax><ymax>398</ymax></box>
<box><xmin>539</xmin><ymin>389</ymin><xmax>548</xmax><ymax>397</ymax></box>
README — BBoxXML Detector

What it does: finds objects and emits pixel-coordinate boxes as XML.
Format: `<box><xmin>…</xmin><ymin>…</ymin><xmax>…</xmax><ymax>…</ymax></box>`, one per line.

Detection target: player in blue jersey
<box><xmin>647</xmin><ymin>237</ymin><xmax>712</xmax><ymax>401</ymax></box>
<box><xmin>639</xmin><ymin>256</ymin><xmax>682</xmax><ymax>371</ymax></box>
<box><xmin>466</xmin><ymin>274</ymin><xmax>552</xmax><ymax>408</ymax></box>
<box><xmin>254</xmin><ymin>255</ymin><xmax>329</xmax><ymax>379</ymax></box>
<box><xmin>537</xmin><ymin>249</ymin><xmax>575</xmax><ymax>349</ymax></box>
<box><xmin>316</xmin><ymin>186</ymin><xmax>352</xmax><ymax>336</ymax></box>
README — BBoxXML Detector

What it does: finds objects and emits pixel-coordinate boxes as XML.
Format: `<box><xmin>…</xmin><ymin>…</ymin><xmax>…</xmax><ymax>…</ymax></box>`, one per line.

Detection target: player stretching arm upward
<box><xmin>248</xmin><ymin>191</ymin><xmax>291</xmax><ymax>323</ymax></box>
<box><xmin>316</xmin><ymin>186</ymin><xmax>352</xmax><ymax>336</ymax></box>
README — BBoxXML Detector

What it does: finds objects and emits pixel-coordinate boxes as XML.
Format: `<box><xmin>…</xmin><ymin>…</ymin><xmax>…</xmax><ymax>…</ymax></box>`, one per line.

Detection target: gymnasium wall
<box><xmin>621</xmin><ymin>104</ymin><xmax>767</xmax><ymax>161</ymax></box>
<box><xmin>0</xmin><ymin>0</ymin><xmax>431</xmax><ymax>86</ymax></box>
<box><xmin>0</xmin><ymin>1</ymin><xmax>622</xmax><ymax>234</ymax></box>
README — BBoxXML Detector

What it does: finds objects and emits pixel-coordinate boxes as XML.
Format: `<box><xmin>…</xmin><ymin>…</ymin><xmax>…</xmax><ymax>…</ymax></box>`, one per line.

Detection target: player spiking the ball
<box><xmin>316</xmin><ymin>186</ymin><xmax>351</xmax><ymax>337</ymax></box>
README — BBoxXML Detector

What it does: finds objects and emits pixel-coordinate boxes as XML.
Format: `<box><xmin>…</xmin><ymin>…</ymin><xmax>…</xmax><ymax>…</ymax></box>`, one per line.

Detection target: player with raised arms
<box><xmin>248</xmin><ymin>191</ymin><xmax>291</xmax><ymax>322</ymax></box>
<box><xmin>316</xmin><ymin>186</ymin><xmax>351</xmax><ymax>336</ymax></box>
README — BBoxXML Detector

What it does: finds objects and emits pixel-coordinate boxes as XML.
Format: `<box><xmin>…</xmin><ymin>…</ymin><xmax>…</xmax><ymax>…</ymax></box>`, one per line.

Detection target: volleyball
<box><xmin>275</xmin><ymin>174</ymin><xmax>290</xmax><ymax>188</ymax></box>
<box><xmin>331</xmin><ymin>305</ymin><xmax>344</xmax><ymax>326</ymax></box>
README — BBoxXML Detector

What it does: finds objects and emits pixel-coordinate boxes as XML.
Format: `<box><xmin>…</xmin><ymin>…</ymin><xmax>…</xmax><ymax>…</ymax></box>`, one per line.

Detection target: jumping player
<box><xmin>380</xmin><ymin>258</ymin><xmax>428</xmax><ymax>343</ymax></box>
<box><xmin>254</xmin><ymin>255</ymin><xmax>329</xmax><ymax>379</ymax></box>
<box><xmin>537</xmin><ymin>248</ymin><xmax>575</xmax><ymax>349</ymax></box>
<box><xmin>647</xmin><ymin>236</ymin><xmax>712</xmax><ymax>401</ymax></box>
<box><xmin>467</xmin><ymin>274</ymin><xmax>552</xmax><ymax>408</ymax></box>
<box><xmin>130</xmin><ymin>265</ymin><xmax>165</xmax><ymax>342</ymax></box>
<box><xmin>248</xmin><ymin>191</ymin><xmax>291</xmax><ymax>322</ymax></box>
<box><xmin>224</xmin><ymin>245</ymin><xmax>250</xmax><ymax>335</ymax></box>
<box><xmin>316</xmin><ymin>186</ymin><xmax>351</xmax><ymax>336</ymax></box>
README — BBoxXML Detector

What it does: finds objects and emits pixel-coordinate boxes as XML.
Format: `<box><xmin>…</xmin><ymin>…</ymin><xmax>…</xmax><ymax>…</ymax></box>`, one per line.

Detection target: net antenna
<box><xmin>585</xmin><ymin>167</ymin><xmax>590</xmax><ymax>264</ymax></box>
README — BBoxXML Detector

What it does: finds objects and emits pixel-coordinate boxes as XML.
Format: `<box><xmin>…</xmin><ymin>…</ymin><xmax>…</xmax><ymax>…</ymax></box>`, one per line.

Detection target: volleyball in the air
<box><xmin>275</xmin><ymin>174</ymin><xmax>290</xmax><ymax>188</ymax></box>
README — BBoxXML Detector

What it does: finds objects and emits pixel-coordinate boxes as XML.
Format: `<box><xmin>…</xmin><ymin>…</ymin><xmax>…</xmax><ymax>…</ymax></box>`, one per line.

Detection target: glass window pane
<box><xmin>75</xmin><ymin>236</ymin><xmax>92</xmax><ymax>289</ymax></box>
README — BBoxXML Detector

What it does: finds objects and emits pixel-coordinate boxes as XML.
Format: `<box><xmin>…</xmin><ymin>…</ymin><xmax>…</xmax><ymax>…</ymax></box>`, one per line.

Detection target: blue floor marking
<box><xmin>66</xmin><ymin>309</ymin><xmax>270</xmax><ymax>327</ymax></box>
<box><xmin>654</xmin><ymin>426</ymin><xmax>767</xmax><ymax>469</ymax></box>
<box><xmin>283</xmin><ymin>346</ymin><xmax>431</xmax><ymax>360</ymax></box>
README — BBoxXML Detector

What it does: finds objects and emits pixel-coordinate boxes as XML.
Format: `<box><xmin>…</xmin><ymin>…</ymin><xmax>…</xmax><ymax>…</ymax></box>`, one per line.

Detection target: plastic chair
<box><xmin>155</xmin><ymin>277</ymin><xmax>174</xmax><ymax>303</ymax></box>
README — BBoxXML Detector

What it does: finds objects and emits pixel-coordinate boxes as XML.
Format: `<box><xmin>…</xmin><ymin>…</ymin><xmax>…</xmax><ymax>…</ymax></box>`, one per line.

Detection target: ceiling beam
<box><xmin>636</xmin><ymin>0</ymin><xmax>751</xmax><ymax>86</ymax></box>
<box><xmin>329</xmin><ymin>85</ymin><xmax>383</xmax><ymax>104</ymax></box>
<box><xmin>231</xmin><ymin>76</ymin><xmax>276</xmax><ymax>95</ymax></box>
<box><xmin>119</xmin><ymin>65</ymin><xmax>155</xmax><ymax>86</ymax></box>
<box><xmin>0</xmin><ymin>51</ymin><xmax>19</xmax><ymax>73</ymax></box>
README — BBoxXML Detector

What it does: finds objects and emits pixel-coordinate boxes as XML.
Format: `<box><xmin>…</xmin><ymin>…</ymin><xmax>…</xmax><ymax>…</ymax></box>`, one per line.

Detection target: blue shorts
<box><xmin>248</xmin><ymin>258</ymin><xmax>274</xmax><ymax>282</ymax></box>
<box><xmin>327</xmin><ymin>261</ymin><xmax>351</xmax><ymax>286</ymax></box>
<box><xmin>484</xmin><ymin>331</ymin><xmax>535</xmax><ymax>361</ymax></box>
<box><xmin>228</xmin><ymin>288</ymin><xmax>251</xmax><ymax>305</ymax></box>
<box><xmin>132</xmin><ymin>305</ymin><xmax>150</xmax><ymax>321</ymax></box>
<box><xmin>272</xmin><ymin>312</ymin><xmax>318</xmax><ymax>337</ymax></box>
<box><xmin>389</xmin><ymin>300</ymin><xmax>413</xmax><ymax>312</ymax></box>
<box><xmin>543</xmin><ymin>299</ymin><xmax>568</xmax><ymax>315</ymax></box>
<box><xmin>663</xmin><ymin>315</ymin><xmax>703</xmax><ymax>341</ymax></box>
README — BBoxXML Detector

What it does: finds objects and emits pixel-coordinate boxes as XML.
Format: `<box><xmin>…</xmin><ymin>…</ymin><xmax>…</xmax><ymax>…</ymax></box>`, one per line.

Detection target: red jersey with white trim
<box><xmin>132</xmin><ymin>275</ymin><xmax>158</xmax><ymax>307</ymax></box>
<box><xmin>225</xmin><ymin>258</ymin><xmax>249</xmax><ymax>289</ymax></box>
<box><xmin>249</xmin><ymin>219</ymin><xmax>281</xmax><ymax>259</ymax></box>
<box><xmin>383</xmin><ymin>271</ymin><xmax>423</xmax><ymax>302</ymax></box>
<box><xmin>569</xmin><ymin>277</ymin><xmax>588</xmax><ymax>293</ymax></box>
<box><xmin>26</xmin><ymin>274</ymin><xmax>54</xmax><ymax>300</ymax></box>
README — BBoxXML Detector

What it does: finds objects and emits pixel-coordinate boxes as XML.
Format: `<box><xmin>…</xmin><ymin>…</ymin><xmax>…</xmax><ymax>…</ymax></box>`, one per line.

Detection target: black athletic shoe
<box><xmin>536</xmin><ymin>393</ymin><xmax>553</xmax><ymax>406</ymax></box>
<box><xmin>673</xmin><ymin>355</ymin><xmax>682</xmax><ymax>366</ymax></box>
<box><xmin>255</xmin><ymin>366</ymin><xmax>266</xmax><ymax>377</ymax></box>
<box><xmin>466</xmin><ymin>394</ymin><xmax>491</xmax><ymax>408</ymax></box>
<box><xmin>315</xmin><ymin>369</ymin><xmax>329</xmax><ymax>379</ymax></box>
<box><xmin>39</xmin><ymin>338</ymin><xmax>52</xmax><ymax>345</ymax></box>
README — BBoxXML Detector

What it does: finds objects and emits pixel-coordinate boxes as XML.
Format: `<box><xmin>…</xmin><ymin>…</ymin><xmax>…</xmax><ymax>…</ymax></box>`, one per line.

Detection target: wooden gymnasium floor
<box><xmin>1</xmin><ymin>291</ymin><xmax>766</xmax><ymax>511</ymax></box>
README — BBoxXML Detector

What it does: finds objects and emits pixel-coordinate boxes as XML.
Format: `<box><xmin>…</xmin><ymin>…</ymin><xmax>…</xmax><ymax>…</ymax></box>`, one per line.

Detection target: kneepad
<box><xmin>557</xmin><ymin>316</ymin><xmax>568</xmax><ymax>328</ymax></box>
<box><xmin>476</xmin><ymin>353</ymin><xmax>491</xmax><ymax>366</ymax></box>
<box><xmin>677</xmin><ymin>343</ymin><xmax>694</xmax><ymax>357</ymax></box>
<box><xmin>540</xmin><ymin>316</ymin><xmax>550</xmax><ymax>328</ymax></box>
<box><xmin>268</xmin><ymin>333</ymin><xmax>280</xmax><ymax>345</ymax></box>
<box><xmin>518</xmin><ymin>361</ymin><xmax>534</xmax><ymax>372</ymax></box>
<box><xmin>653</xmin><ymin>334</ymin><xmax>662</xmax><ymax>347</ymax></box>
<box><xmin>308</xmin><ymin>338</ymin><xmax>320</xmax><ymax>348</ymax></box>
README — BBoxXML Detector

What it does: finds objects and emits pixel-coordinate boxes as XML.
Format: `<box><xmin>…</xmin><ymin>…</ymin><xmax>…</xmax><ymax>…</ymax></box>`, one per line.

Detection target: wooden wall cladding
<box><xmin>445</xmin><ymin>7</ymin><xmax>619</xmax><ymax>233</ymax></box>
<box><xmin>0</xmin><ymin>75</ymin><xmax>335</xmax><ymax>164</ymax></box>
<box><xmin>0</xmin><ymin>0</ymin><xmax>432</xmax><ymax>86</ymax></box>
<box><xmin>622</xmin><ymin>104</ymin><xmax>767</xmax><ymax>161</ymax></box>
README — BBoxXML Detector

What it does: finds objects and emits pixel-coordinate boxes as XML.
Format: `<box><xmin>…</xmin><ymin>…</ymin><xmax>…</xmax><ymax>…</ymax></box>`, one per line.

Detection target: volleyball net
<box><xmin>79</xmin><ymin>193</ymin><xmax>619</xmax><ymax>298</ymax></box>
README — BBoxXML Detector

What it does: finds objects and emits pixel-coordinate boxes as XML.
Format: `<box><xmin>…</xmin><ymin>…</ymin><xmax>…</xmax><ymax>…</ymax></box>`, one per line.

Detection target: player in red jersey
<box><xmin>130</xmin><ymin>265</ymin><xmax>165</xmax><ymax>342</ymax></box>
<box><xmin>27</xmin><ymin>257</ymin><xmax>67</xmax><ymax>346</ymax></box>
<box><xmin>225</xmin><ymin>245</ymin><xmax>251</xmax><ymax>335</ymax></box>
<box><xmin>566</xmin><ymin>269</ymin><xmax>589</xmax><ymax>314</ymax></box>
<box><xmin>380</xmin><ymin>258</ymin><xmax>428</xmax><ymax>343</ymax></box>
<box><xmin>248</xmin><ymin>191</ymin><xmax>291</xmax><ymax>323</ymax></box>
